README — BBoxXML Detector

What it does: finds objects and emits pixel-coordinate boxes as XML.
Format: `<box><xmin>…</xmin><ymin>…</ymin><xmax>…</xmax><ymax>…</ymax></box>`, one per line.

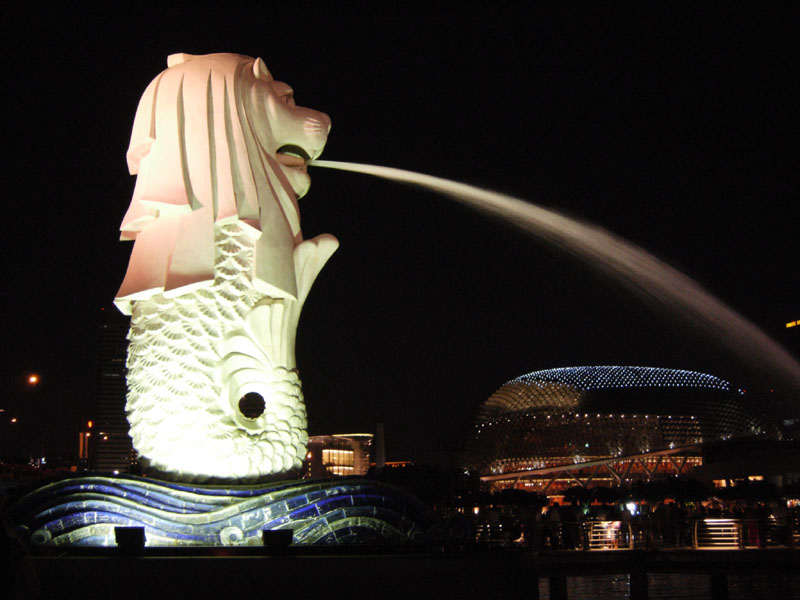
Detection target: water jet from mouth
<box><xmin>309</xmin><ymin>159</ymin><xmax>800</xmax><ymax>401</ymax></box>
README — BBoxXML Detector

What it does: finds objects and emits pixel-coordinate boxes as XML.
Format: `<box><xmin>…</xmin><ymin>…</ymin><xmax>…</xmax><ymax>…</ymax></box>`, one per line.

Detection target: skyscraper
<box><xmin>90</xmin><ymin>308</ymin><xmax>133</xmax><ymax>473</ymax></box>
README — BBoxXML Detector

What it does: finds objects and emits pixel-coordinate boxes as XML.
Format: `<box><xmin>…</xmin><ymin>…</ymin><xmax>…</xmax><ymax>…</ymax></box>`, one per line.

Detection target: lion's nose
<box><xmin>319</xmin><ymin>112</ymin><xmax>332</xmax><ymax>134</ymax></box>
<box><xmin>301</xmin><ymin>110</ymin><xmax>332</xmax><ymax>139</ymax></box>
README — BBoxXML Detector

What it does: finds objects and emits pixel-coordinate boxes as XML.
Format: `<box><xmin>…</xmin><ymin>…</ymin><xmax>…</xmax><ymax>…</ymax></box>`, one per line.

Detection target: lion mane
<box><xmin>116</xmin><ymin>52</ymin><xmax>321</xmax><ymax>313</ymax></box>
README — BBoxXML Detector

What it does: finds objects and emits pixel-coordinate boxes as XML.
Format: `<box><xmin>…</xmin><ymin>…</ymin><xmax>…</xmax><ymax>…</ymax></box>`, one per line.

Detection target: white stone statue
<box><xmin>114</xmin><ymin>53</ymin><xmax>337</xmax><ymax>481</ymax></box>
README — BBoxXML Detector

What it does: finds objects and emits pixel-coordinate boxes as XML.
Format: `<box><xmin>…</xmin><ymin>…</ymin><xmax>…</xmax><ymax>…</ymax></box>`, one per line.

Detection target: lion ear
<box><xmin>167</xmin><ymin>53</ymin><xmax>195</xmax><ymax>68</ymax></box>
<box><xmin>252</xmin><ymin>57</ymin><xmax>273</xmax><ymax>81</ymax></box>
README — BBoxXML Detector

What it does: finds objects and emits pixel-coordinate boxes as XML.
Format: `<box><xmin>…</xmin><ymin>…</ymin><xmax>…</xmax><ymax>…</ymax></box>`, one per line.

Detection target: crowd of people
<box><xmin>474</xmin><ymin>499</ymin><xmax>799</xmax><ymax>550</ymax></box>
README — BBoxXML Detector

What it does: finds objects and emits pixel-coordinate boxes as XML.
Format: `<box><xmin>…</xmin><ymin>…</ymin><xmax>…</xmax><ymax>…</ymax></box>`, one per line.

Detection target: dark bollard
<box><xmin>550</xmin><ymin>575</ymin><xmax>567</xmax><ymax>600</ymax></box>
<box><xmin>114</xmin><ymin>526</ymin><xmax>145</xmax><ymax>554</ymax></box>
<box><xmin>262</xmin><ymin>529</ymin><xmax>293</xmax><ymax>552</ymax></box>
<box><xmin>710</xmin><ymin>573</ymin><xmax>727</xmax><ymax>600</ymax></box>
<box><xmin>530</xmin><ymin>573</ymin><xmax>540</xmax><ymax>600</ymax></box>
<box><xmin>630</xmin><ymin>570</ymin><xmax>648</xmax><ymax>600</ymax></box>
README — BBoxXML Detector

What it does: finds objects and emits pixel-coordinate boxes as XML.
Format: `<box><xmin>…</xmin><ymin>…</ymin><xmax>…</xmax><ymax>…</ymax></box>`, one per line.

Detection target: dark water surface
<box><xmin>534</xmin><ymin>572</ymin><xmax>800</xmax><ymax>599</ymax></box>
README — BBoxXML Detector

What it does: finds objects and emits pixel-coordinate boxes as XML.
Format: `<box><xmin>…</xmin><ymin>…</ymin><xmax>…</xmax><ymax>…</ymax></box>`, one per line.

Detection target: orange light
<box><xmin>28</xmin><ymin>374</ymin><xmax>40</xmax><ymax>385</ymax></box>
<box><xmin>787</xmin><ymin>321</ymin><xmax>797</xmax><ymax>329</ymax></box>
<box><xmin>87</xmin><ymin>420</ymin><xmax>93</xmax><ymax>429</ymax></box>
<box><xmin>11</xmin><ymin>418</ymin><xmax>18</xmax><ymax>424</ymax></box>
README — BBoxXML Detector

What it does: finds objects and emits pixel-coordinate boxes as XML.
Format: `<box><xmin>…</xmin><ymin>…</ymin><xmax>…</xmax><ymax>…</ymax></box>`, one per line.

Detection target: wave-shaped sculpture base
<box><xmin>10</xmin><ymin>475</ymin><xmax>433</xmax><ymax>547</ymax></box>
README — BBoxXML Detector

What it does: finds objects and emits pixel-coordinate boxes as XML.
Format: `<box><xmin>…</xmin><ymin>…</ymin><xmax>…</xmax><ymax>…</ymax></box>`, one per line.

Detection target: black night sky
<box><xmin>2</xmin><ymin>3</ymin><xmax>798</xmax><ymax>464</ymax></box>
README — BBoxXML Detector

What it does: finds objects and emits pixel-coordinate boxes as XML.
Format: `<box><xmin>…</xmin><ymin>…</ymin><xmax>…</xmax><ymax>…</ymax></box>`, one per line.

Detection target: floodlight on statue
<box><xmin>114</xmin><ymin>53</ymin><xmax>338</xmax><ymax>480</ymax></box>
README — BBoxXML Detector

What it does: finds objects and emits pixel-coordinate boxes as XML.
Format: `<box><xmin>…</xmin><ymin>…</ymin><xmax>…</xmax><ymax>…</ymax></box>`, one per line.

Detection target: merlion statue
<box><xmin>114</xmin><ymin>53</ymin><xmax>337</xmax><ymax>481</ymax></box>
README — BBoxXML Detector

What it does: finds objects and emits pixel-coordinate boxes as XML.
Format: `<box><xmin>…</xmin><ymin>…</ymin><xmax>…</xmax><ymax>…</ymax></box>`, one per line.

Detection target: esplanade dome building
<box><xmin>462</xmin><ymin>366</ymin><xmax>781</xmax><ymax>493</ymax></box>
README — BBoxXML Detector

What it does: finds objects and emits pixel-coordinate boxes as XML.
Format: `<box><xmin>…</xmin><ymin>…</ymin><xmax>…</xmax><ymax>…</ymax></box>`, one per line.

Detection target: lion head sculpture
<box><xmin>116</xmin><ymin>52</ymin><xmax>332</xmax><ymax>312</ymax></box>
<box><xmin>115</xmin><ymin>53</ymin><xmax>337</xmax><ymax>481</ymax></box>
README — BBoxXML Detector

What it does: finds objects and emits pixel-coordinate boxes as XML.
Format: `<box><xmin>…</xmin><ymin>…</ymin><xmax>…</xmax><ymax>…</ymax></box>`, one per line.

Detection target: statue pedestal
<box><xmin>10</xmin><ymin>474</ymin><xmax>432</xmax><ymax>547</ymax></box>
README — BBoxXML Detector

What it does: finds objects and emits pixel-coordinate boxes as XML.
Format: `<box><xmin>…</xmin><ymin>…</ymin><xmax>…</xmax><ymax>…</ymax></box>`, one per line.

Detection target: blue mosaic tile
<box><xmin>10</xmin><ymin>475</ymin><xmax>435</xmax><ymax>547</ymax></box>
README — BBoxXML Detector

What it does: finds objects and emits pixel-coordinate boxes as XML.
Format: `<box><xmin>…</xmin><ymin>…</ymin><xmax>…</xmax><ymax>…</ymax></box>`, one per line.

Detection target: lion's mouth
<box><xmin>276</xmin><ymin>144</ymin><xmax>311</xmax><ymax>168</ymax></box>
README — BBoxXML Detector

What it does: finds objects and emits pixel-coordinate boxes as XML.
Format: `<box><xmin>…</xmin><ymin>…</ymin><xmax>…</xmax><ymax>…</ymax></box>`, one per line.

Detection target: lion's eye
<box><xmin>282</xmin><ymin>93</ymin><xmax>295</xmax><ymax>107</ymax></box>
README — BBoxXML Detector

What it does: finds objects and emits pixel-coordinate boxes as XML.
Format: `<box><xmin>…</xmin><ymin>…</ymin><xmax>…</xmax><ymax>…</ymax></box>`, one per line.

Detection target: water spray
<box><xmin>310</xmin><ymin>159</ymin><xmax>800</xmax><ymax>398</ymax></box>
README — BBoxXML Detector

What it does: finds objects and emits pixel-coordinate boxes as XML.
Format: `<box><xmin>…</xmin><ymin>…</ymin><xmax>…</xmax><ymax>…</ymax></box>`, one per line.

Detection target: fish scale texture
<box><xmin>125</xmin><ymin>223</ymin><xmax>307</xmax><ymax>481</ymax></box>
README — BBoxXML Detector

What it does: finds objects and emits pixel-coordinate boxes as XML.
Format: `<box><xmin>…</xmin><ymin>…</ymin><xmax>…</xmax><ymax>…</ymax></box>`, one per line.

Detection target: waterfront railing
<box><xmin>692</xmin><ymin>518</ymin><xmax>742</xmax><ymax>549</ymax></box>
<box><xmin>481</xmin><ymin>516</ymin><xmax>798</xmax><ymax>550</ymax></box>
<box><xmin>584</xmin><ymin>521</ymin><xmax>634</xmax><ymax>550</ymax></box>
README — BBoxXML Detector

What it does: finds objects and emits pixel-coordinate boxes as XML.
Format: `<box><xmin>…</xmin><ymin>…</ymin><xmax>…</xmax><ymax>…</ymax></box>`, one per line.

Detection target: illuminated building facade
<box><xmin>304</xmin><ymin>434</ymin><xmax>373</xmax><ymax>478</ymax></box>
<box><xmin>462</xmin><ymin>366</ymin><xmax>780</xmax><ymax>493</ymax></box>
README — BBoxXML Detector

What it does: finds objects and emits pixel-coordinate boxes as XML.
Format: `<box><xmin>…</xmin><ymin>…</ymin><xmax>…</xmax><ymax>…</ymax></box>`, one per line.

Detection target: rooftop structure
<box><xmin>304</xmin><ymin>434</ymin><xmax>374</xmax><ymax>478</ymax></box>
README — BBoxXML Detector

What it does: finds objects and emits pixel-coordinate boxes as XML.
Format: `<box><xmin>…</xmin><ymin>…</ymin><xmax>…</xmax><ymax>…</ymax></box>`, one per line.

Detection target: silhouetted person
<box><xmin>1</xmin><ymin>512</ymin><xmax>40</xmax><ymax>599</ymax></box>
<box><xmin>756</xmin><ymin>502</ymin><xmax>769</xmax><ymax>548</ymax></box>
<box><xmin>773</xmin><ymin>500</ymin><xmax>789</xmax><ymax>547</ymax></box>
